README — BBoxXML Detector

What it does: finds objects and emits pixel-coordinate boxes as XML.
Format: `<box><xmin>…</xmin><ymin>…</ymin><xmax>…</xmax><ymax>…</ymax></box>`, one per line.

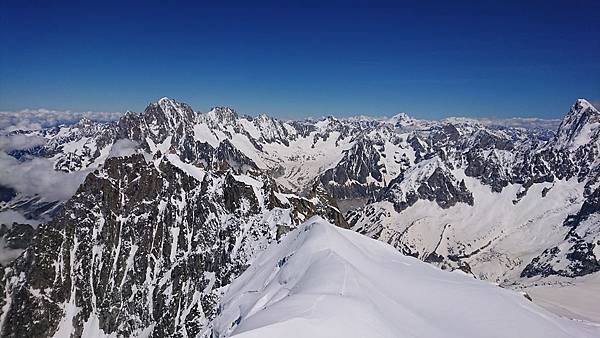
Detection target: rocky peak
<box><xmin>205</xmin><ymin>106</ymin><xmax>239</xmax><ymax>126</ymax></box>
<box><xmin>377</xmin><ymin>157</ymin><xmax>473</xmax><ymax>212</ymax></box>
<box><xmin>75</xmin><ymin>117</ymin><xmax>94</xmax><ymax>127</ymax></box>
<box><xmin>552</xmin><ymin>98</ymin><xmax>600</xmax><ymax>150</ymax></box>
<box><xmin>470</xmin><ymin>128</ymin><xmax>514</xmax><ymax>150</ymax></box>
<box><xmin>145</xmin><ymin>97</ymin><xmax>196</xmax><ymax>128</ymax></box>
<box><xmin>387</xmin><ymin>112</ymin><xmax>418</xmax><ymax>128</ymax></box>
<box><xmin>255</xmin><ymin>113</ymin><xmax>271</xmax><ymax>123</ymax></box>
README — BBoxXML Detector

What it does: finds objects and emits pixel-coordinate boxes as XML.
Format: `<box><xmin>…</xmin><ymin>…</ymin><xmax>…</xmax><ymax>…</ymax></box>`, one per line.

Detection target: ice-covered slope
<box><xmin>211</xmin><ymin>217</ymin><xmax>599</xmax><ymax>338</ymax></box>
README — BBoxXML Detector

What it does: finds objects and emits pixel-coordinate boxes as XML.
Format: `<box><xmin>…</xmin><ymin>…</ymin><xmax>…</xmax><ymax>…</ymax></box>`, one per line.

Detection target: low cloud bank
<box><xmin>107</xmin><ymin>139</ymin><xmax>140</xmax><ymax>159</ymax></box>
<box><xmin>0</xmin><ymin>109</ymin><xmax>123</xmax><ymax>132</ymax></box>
<box><xmin>0</xmin><ymin>210</ymin><xmax>41</xmax><ymax>227</ymax></box>
<box><xmin>0</xmin><ymin>152</ymin><xmax>88</xmax><ymax>202</ymax></box>
<box><xmin>0</xmin><ymin>134</ymin><xmax>48</xmax><ymax>152</ymax></box>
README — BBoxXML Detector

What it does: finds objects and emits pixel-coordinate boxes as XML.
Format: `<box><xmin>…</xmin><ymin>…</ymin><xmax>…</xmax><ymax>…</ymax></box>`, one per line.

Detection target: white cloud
<box><xmin>0</xmin><ymin>108</ymin><xmax>123</xmax><ymax>206</ymax></box>
<box><xmin>0</xmin><ymin>134</ymin><xmax>47</xmax><ymax>152</ymax></box>
<box><xmin>107</xmin><ymin>139</ymin><xmax>140</xmax><ymax>159</ymax></box>
<box><xmin>0</xmin><ymin>210</ymin><xmax>40</xmax><ymax>227</ymax></box>
<box><xmin>0</xmin><ymin>109</ymin><xmax>123</xmax><ymax>132</ymax></box>
<box><xmin>0</xmin><ymin>152</ymin><xmax>88</xmax><ymax>202</ymax></box>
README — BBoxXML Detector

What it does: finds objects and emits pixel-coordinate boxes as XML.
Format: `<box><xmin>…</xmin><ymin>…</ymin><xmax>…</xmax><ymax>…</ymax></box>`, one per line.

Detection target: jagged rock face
<box><xmin>205</xmin><ymin>107</ymin><xmax>239</xmax><ymax>127</ymax></box>
<box><xmin>118</xmin><ymin>98</ymin><xmax>195</xmax><ymax>142</ymax></box>
<box><xmin>470</xmin><ymin>129</ymin><xmax>514</xmax><ymax>151</ymax></box>
<box><xmin>190</xmin><ymin>140</ymin><xmax>259</xmax><ymax>173</ymax></box>
<box><xmin>347</xmin><ymin>99</ymin><xmax>600</xmax><ymax>283</ymax></box>
<box><xmin>416</xmin><ymin>168</ymin><xmax>473</xmax><ymax>208</ymax></box>
<box><xmin>118</xmin><ymin>98</ymin><xmax>201</xmax><ymax>163</ymax></box>
<box><xmin>305</xmin><ymin>184</ymin><xmax>349</xmax><ymax>229</ymax></box>
<box><xmin>50</xmin><ymin>120</ymin><xmax>118</xmax><ymax>173</ymax></box>
<box><xmin>6</xmin><ymin>118</ymin><xmax>118</xmax><ymax>173</ymax></box>
<box><xmin>319</xmin><ymin>139</ymin><xmax>384</xmax><ymax>199</ymax></box>
<box><xmin>0</xmin><ymin>223</ymin><xmax>36</xmax><ymax>266</ymax></box>
<box><xmin>4</xmin><ymin>118</ymin><xmax>117</xmax><ymax>173</ymax></box>
<box><xmin>2</xmin><ymin>96</ymin><xmax>557</xmax><ymax>230</ymax></box>
<box><xmin>1</xmin><ymin>96</ymin><xmax>599</xmax><ymax>338</ymax></box>
<box><xmin>0</xmin><ymin>224</ymin><xmax>35</xmax><ymax>251</ymax></box>
<box><xmin>522</xmin><ymin>186</ymin><xmax>600</xmax><ymax>278</ymax></box>
<box><xmin>372</xmin><ymin>158</ymin><xmax>473</xmax><ymax>213</ymax></box>
<box><xmin>0</xmin><ymin>119</ymin><xmax>117</xmax><ymax>229</ymax></box>
<box><xmin>0</xmin><ymin>153</ymin><xmax>343</xmax><ymax>337</ymax></box>
<box><xmin>553</xmin><ymin>99</ymin><xmax>600</xmax><ymax>150</ymax></box>
<box><xmin>464</xmin><ymin>148</ymin><xmax>511</xmax><ymax>193</ymax></box>
<box><xmin>247</xmin><ymin>114</ymin><xmax>296</xmax><ymax>145</ymax></box>
<box><xmin>516</xmin><ymin>100</ymin><xmax>600</xmax><ymax>279</ymax></box>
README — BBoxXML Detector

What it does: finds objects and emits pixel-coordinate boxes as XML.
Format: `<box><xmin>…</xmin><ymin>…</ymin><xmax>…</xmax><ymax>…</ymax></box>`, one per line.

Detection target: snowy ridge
<box><xmin>211</xmin><ymin>217</ymin><xmax>600</xmax><ymax>338</ymax></box>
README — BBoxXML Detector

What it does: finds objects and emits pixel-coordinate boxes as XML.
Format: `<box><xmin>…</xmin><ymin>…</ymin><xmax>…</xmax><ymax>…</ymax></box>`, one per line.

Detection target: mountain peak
<box><xmin>76</xmin><ymin>116</ymin><xmax>94</xmax><ymax>126</ymax></box>
<box><xmin>158</xmin><ymin>96</ymin><xmax>173</xmax><ymax>104</ymax></box>
<box><xmin>206</xmin><ymin>106</ymin><xmax>239</xmax><ymax>125</ymax></box>
<box><xmin>552</xmin><ymin>98</ymin><xmax>600</xmax><ymax>149</ymax></box>
<box><xmin>136</xmin><ymin>97</ymin><xmax>197</xmax><ymax>133</ymax></box>
<box><xmin>155</xmin><ymin>97</ymin><xmax>194</xmax><ymax>114</ymax></box>
<box><xmin>574</xmin><ymin>98</ymin><xmax>594</xmax><ymax>109</ymax></box>
<box><xmin>387</xmin><ymin>112</ymin><xmax>417</xmax><ymax>127</ymax></box>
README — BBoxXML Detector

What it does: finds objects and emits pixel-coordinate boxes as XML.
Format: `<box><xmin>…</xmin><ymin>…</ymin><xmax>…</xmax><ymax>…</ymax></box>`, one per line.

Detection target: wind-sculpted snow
<box><xmin>211</xmin><ymin>217</ymin><xmax>600</xmax><ymax>338</ymax></box>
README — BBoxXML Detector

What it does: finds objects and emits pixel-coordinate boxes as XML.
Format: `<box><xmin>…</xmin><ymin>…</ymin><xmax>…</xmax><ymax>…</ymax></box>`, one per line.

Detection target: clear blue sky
<box><xmin>1</xmin><ymin>0</ymin><xmax>599</xmax><ymax>119</ymax></box>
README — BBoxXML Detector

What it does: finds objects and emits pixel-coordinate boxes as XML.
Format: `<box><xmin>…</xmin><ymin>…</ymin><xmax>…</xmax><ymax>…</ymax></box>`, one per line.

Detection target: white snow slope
<box><xmin>212</xmin><ymin>217</ymin><xmax>600</xmax><ymax>338</ymax></box>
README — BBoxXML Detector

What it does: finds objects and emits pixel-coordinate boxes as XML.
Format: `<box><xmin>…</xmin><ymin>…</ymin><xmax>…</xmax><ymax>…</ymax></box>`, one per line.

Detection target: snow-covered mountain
<box><xmin>0</xmin><ymin>97</ymin><xmax>598</xmax><ymax>337</ymax></box>
<box><xmin>0</xmin><ymin>152</ymin><xmax>344</xmax><ymax>337</ymax></box>
<box><xmin>348</xmin><ymin>99</ymin><xmax>600</xmax><ymax>285</ymax></box>
<box><xmin>211</xmin><ymin>217</ymin><xmax>599</xmax><ymax>338</ymax></box>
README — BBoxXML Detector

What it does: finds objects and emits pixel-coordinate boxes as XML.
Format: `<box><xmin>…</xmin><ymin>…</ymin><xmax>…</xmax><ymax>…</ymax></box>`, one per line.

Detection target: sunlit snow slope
<box><xmin>212</xmin><ymin>217</ymin><xmax>600</xmax><ymax>338</ymax></box>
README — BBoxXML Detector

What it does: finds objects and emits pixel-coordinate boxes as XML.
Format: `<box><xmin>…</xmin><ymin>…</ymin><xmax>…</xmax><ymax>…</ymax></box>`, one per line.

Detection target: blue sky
<box><xmin>1</xmin><ymin>0</ymin><xmax>598</xmax><ymax>119</ymax></box>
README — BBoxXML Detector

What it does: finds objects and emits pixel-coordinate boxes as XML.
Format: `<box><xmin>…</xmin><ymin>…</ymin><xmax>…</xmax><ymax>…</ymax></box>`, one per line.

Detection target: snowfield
<box><xmin>212</xmin><ymin>217</ymin><xmax>600</xmax><ymax>338</ymax></box>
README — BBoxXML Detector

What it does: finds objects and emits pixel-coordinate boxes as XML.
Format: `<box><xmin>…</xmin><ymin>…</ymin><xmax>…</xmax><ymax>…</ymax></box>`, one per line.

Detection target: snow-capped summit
<box><xmin>386</xmin><ymin>112</ymin><xmax>417</xmax><ymax>127</ymax></box>
<box><xmin>151</xmin><ymin>97</ymin><xmax>196</xmax><ymax>126</ymax></box>
<box><xmin>552</xmin><ymin>98</ymin><xmax>600</xmax><ymax>150</ymax></box>
<box><xmin>75</xmin><ymin>116</ymin><xmax>94</xmax><ymax>126</ymax></box>
<box><xmin>205</xmin><ymin>106</ymin><xmax>239</xmax><ymax>126</ymax></box>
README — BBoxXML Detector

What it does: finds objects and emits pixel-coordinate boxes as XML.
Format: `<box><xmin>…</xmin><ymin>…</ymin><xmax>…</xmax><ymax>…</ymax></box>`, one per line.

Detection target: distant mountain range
<box><xmin>0</xmin><ymin>98</ymin><xmax>598</xmax><ymax>337</ymax></box>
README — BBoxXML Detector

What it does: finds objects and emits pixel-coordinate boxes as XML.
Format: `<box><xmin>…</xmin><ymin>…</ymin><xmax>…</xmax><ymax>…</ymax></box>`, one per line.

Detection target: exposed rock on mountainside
<box><xmin>374</xmin><ymin>157</ymin><xmax>474</xmax><ymax>212</ymax></box>
<box><xmin>0</xmin><ymin>99</ymin><xmax>348</xmax><ymax>337</ymax></box>
<box><xmin>0</xmin><ymin>97</ymin><xmax>598</xmax><ymax>337</ymax></box>
<box><xmin>0</xmin><ymin>151</ymin><xmax>343</xmax><ymax>337</ymax></box>
<box><xmin>348</xmin><ymin>99</ymin><xmax>600</xmax><ymax>282</ymax></box>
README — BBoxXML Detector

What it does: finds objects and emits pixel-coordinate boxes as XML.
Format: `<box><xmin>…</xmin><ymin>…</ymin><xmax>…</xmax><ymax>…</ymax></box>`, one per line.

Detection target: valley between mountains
<box><xmin>0</xmin><ymin>98</ymin><xmax>599</xmax><ymax>337</ymax></box>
